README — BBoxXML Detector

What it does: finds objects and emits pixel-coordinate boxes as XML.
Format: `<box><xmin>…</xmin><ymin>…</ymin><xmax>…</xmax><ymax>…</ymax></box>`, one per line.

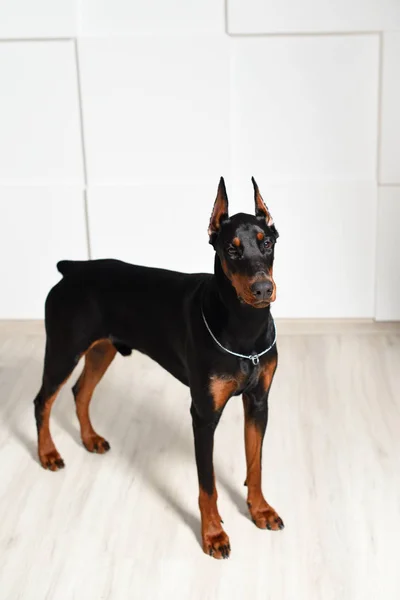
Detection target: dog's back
<box><xmin>46</xmin><ymin>258</ymin><xmax>210</xmax><ymax>383</ymax></box>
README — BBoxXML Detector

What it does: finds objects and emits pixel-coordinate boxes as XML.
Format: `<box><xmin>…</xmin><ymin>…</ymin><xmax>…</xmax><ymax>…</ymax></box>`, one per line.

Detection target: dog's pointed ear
<box><xmin>208</xmin><ymin>177</ymin><xmax>229</xmax><ymax>239</ymax></box>
<box><xmin>252</xmin><ymin>177</ymin><xmax>273</xmax><ymax>226</ymax></box>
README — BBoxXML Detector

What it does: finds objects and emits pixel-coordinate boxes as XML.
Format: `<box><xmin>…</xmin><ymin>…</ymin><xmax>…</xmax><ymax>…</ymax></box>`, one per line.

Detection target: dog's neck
<box><xmin>203</xmin><ymin>255</ymin><xmax>274</xmax><ymax>354</ymax></box>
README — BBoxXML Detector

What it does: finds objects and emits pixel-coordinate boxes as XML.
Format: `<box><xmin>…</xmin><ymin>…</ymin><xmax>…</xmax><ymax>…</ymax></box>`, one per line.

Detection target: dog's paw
<box><xmin>202</xmin><ymin>529</ymin><xmax>231</xmax><ymax>559</ymax></box>
<box><xmin>39</xmin><ymin>449</ymin><xmax>65</xmax><ymax>471</ymax></box>
<box><xmin>249</xmin><ymin>502</ymin><xmax>284</xmax><ymax>531</ymax></box>
<box><xmin>83</xmin><ymin>434</ymin><xmax>110</xmax><ymax>454</ymax></box>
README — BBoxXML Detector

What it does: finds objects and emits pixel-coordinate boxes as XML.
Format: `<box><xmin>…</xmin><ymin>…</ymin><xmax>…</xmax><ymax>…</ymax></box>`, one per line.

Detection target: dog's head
<box><xmin>208</xmin><ymin>177</ymin><xmax>279</xmax><ymax>308</ymax></box>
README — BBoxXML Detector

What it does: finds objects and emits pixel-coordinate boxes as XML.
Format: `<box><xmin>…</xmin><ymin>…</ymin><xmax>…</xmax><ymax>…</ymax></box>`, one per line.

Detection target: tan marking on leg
<box><xmin>243</xmin><ymin>407</ymin><xmax>284</xmax><ymax>531</ymax></box>
<box><xmin>38</xmin><ymin>374</ymin><xmax>71</xmax><ymax>470</ymax></box>
<box><xmin>199</xmin><ymin>483</ymin><xmax>230</xmax><ymax>559</ymax></box>
<box><xmin>243</xmin><ymin>354</ymin><xmax>283</xmax><ymax>530</ymax></box>
<box><xmin>74</xmin><ymin>339</ymin><xmax>116</xmax><ymax>452</ymax></box>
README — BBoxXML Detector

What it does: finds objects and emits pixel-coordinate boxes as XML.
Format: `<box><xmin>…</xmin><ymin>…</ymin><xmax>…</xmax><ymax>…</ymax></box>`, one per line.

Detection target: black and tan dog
<box><xmin>34</xmin><ymin>177</ymin><xmax>283</xmax><ymax>559</ymax></box>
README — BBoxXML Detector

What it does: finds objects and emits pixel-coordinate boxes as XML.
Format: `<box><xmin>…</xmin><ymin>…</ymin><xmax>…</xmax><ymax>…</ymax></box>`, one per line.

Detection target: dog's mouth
<box><xmin>252</xmin><ymin>298</ymin><xmax>273</xmax><ymax>308</ymax></box>
<box><xmin>238</xmin><ymin>295</ymin><xmax>276</xmax><ymax>308</ymax></box>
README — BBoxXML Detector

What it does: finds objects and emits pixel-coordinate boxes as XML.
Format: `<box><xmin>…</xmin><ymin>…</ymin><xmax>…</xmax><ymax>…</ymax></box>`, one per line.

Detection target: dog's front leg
<box><xmin>190</xmin><ymin>382</ymin><xmax>233</xmax><ymax>559</ymax></box>
<box><xmin>243</xmin><ymin>354</ymin><xmax>284</xmax><ymax>531</ymax></box>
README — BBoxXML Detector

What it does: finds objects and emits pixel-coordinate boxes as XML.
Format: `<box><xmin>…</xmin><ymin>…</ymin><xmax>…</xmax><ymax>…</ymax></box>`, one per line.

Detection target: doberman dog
<box><xmin>33</xmin><ymin>177</ymin><xmax>283</xmax><ymax>559</ymax></box>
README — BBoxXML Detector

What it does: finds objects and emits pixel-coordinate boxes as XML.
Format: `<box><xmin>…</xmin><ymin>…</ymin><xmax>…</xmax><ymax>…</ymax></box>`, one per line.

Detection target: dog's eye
<box><xmin>227</xmin><ymin>246</ymin><xmax>238</xmax><ymax>259</ymax></box>
<box><xmin>264</xmin><ymin>239</ymin><xmax>273</xmax><ymax>250</ymax></box>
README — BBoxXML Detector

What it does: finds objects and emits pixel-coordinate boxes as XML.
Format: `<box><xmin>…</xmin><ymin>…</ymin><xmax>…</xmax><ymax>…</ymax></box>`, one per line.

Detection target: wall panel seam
<box><xmin>73</xmin><ymin>37</ymin><xmax>91</xmax><ymax>259</ymax></box>
<box><xmin>227</xmin><ymin>30</ymin><xmax>382</xmax><ymax>38</ymax></box>
<box><xmin>374</xmin><ymin>32</ymin><xmax>384</xmax><ymax>319</ymax></box>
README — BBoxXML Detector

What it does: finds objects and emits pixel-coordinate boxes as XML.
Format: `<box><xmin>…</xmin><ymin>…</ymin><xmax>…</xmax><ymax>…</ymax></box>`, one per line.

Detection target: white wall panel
<box><xmin>380</xmin><ymin>33</ymin><xmax>400</xmax><ymax>185</ymax></box>
<box><xmin>263</xmin><ymin>182</ymin><xmax>376</xmax><ymax>319</ymax></box>
<box><xmin>0</xmin><ymin>42</ymin><xmax>84</xmax><ymax>185</ymax></box>
<box><xmin>79</xmin><ymin>36</ymin><xmax>230</xmax><ymax>185</ymax></box>
<box><xmin>80</xmin><ymin>0</ymin><xmax>224</xmax><ymax>35</ymax></box>
<box><xmin>88</xmin><ymin>184</ymin><xmax>217</xmax><ymax>273</ymax></box>
<box><xmin>376</xmin><ymin>188</ymin><xmax>400</xmax><ymax>321</ymax></box>
<box><xmin>228</xmin><ymin>0</ymin><xmax>400</xmax><ymax>34</ymax></box>
<box><xmin>0</xmin><ymin>3</ymin><xmax>394</xmax><ymax>320</ymax></box>
<box><xmin>0</xmin><ymin>0</ymin><xmax>76</xmax><ymax>38</ymax></box>
<box><xmin>0</xmin><ymin>188</ymin><xmax>88</xmax><ymax>319</ymax></box>
<box><xmin>230</xmin><ymin>36</ymin><xmax>379</xmax><ymax>187</ymax></box>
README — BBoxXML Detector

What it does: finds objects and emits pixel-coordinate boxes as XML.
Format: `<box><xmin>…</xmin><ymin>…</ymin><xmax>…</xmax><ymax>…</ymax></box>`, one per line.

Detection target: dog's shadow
<box><xmin>0</xmin><ymin>352</ymin><xmax>248</xmax><ymax>548</ymax></box>
<box><xmin>0</xmin><ymin>360</ymin><xmax>40</xmax><ymax>464</ymax></box>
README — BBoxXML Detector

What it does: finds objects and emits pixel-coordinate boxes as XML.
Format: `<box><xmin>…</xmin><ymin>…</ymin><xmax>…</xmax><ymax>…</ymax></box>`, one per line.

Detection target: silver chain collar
<box><xmin>201</xmin><ymin>308</ymin><xmax>277</xmax><ymax>366</ymax></box>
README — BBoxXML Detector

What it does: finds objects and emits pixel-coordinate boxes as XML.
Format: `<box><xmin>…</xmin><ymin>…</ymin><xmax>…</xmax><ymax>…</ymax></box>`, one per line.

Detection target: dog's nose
<box><xmin>251</xmin><ymin>279</ymin><xmax>273</xmax><ymax>301</ymax></box>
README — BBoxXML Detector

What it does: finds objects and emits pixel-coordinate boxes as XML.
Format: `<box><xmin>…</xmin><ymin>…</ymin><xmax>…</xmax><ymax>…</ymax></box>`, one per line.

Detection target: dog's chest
<box><xmin>231</xmin><ymin>360</ymin><xmax>261</xmax><ymax>396</ymax></box>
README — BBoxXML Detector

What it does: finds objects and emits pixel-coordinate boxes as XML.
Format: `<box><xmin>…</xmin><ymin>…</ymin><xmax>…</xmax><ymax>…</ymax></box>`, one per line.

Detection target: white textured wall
<box><xmin>0</xmin><ymin>1</ymin><xmax>398</xmax><ymax>319</ymax></box>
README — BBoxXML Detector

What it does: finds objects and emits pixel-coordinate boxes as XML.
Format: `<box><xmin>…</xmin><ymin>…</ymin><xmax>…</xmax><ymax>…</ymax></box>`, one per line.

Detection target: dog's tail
<box><xmin>57</xmin><ymin>260</ymin><xmax>85</xmax><ymax>276</ymax></box>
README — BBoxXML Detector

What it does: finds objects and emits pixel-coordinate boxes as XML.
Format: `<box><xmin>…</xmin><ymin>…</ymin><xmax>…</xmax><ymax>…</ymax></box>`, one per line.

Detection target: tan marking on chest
<box><xmin>261</xmin><ymin>355</ymin><xmax>278</xmax><ymax>392</ymax></box>
<box><xmin>210</xmin><ymin>374</ymin><xmax>244</xmax><ymax>411</ymax></box>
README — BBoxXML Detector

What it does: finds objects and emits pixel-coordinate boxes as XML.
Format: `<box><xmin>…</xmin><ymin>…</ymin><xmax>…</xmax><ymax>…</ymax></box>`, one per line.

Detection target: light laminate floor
<box><xmin>0</xmin><ymin>321</ymin><xmax>400</xmax><ymax>600</ymax></box>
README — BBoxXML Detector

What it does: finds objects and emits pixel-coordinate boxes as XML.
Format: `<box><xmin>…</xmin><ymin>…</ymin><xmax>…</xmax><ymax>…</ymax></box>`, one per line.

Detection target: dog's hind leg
<box><xmin>34</xmin><ymin>343</ymin><xmax>81</xmax><ymax>471</ymax></box>
<box><xmin>72</xmin><ymin>339</ymin><xmax>116</xmax><ymax>453</ymax></box>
